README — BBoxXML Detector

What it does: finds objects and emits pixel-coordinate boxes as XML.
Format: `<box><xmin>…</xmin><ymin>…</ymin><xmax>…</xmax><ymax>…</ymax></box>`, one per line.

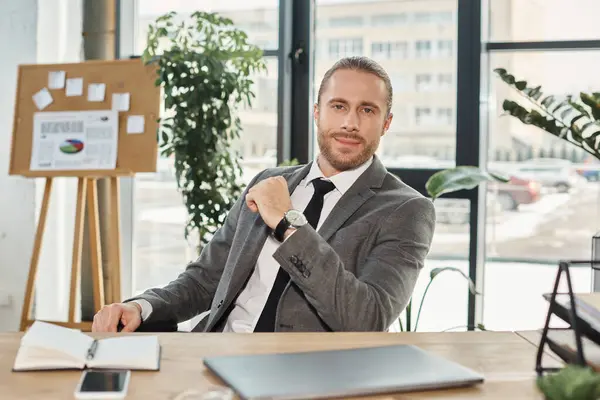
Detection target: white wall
<box><xmin>0</xmin><ymin>0</ymin><xmax>84</xmax><ymax>331</ymax></box>
<box><xmin>0</xmin><ymin>0</ymin><xmax>38</xmax><ymax>331</ymax></box>
<box><xmin>33</xmin><ymin>0</ymin><xmax>83</xmax><ymax>324</ymax></box>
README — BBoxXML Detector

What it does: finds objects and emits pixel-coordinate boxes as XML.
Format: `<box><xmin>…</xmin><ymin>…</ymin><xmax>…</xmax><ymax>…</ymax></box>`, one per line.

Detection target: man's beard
<box><xmin>317</xmin><ymin>129</ymin><xmax>379</xmax><ymax>171</ymax></box>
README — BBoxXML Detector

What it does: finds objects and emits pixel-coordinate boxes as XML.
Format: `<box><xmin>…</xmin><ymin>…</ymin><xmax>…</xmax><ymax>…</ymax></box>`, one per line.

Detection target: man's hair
<box><xmin>317</xmin><ymin>56</ymin><xmax>393</xmax><ymax>114</ymax></box>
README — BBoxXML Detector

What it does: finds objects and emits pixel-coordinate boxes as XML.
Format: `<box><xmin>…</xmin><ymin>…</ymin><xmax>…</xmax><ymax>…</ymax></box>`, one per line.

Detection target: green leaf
<box><xmin>560</xmin><ymin>107</ymin><xmax>575</xmax><ymax>120</ymax></box>
<box><xmin>570</xmin><ymin>114</ymin><xmax>586</xmax><ymax>129</ymax></box>
<box><xmin>145</xmin><ymin>10</ymin><xmax>265</xmax><ymax>246</ymax></box>
<box><xmin>430</xmin><ymin>267</ymin><xmax>479</xmax><ymax>295</ymax></box>
<box><xmin>568</xmin><ymin>99</ymin><xmax>592</xmax><ymax>119</ymax></box>
<box><xmin>552</xmin><ymin>101</ymin><xmax>570</xmax><ymax>113</ymax></box>
<box><xmin>495</xmin><ymin>67</ymin><xmax>600</xmax><ymax>163</ymax></box>
<box><xmin>161</xmin><ymin>130</ymin><xmax>169</xmax><ymax>144</ymax></box>
<box><xmin>530</xmin><ymin>86</ymin><xmax>542</xmax><ymax>100</ymax></box>
<box><xmin>515</xmin><ymin>80</ymin><xmax>527</xmax><ymax>90</ymax></box>
<box><xmin>541</xmin><ymin>95</ymin><xmax>555</xmax><ymax>108</ymax></box>
<box><xmin>425</xmin><ymin>166</ymin><xmax>509</xmax><ymax>200</ymax></box>
<box><xmin>537</xmin><ymin>365</ymin><xmax>600</xmax><ymax>400</ymax></box>
<box><xmin>581</xmin><ymin>92</ymin><xmax>600</xmax><ymax>120</ymax></box>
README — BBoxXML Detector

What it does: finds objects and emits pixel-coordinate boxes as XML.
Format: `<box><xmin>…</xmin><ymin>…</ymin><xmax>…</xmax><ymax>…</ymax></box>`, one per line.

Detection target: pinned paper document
<box><xmin>66</xmin><ymin>78</ymin><xmax>84</xmax><ymax>97</ymax></box>
<box><xmin>126</xmin><ymin>115</ymin><xmax>145</xmax><ymax>134</ymax></box>
<box><xmin>48</xmin><ymin>71</ymin><xmax>66</xmax><ymax>89</ymax></box>
<box><xmin>87</xmin><ymin>83</ymin><xmax>106</xmax><ymax>102</ymax></box>
<box><xmin>33</xmin><ymin>88</ymin><xmax>53</xmax><ymax>110</ymax></box>
<box><xmin>112</xmin><ymin>93</ymin><xmax>130</xmax><ymax>112</ymax></box>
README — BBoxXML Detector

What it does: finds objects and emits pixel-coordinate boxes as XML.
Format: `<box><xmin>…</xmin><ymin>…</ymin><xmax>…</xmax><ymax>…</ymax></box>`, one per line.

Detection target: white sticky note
<box><xmin>87</xmin><ymin>83</ymin><xmax>106</xmax><ymax>102</ymax></box>
<box><xmin>112</xmin><ymin>93</ymin><xmax>130</xmax><ymax>112</ymax></box>
<box><xmin>65</xmin><ymin>78</ymin><xmax>83</xmax><ymax>96</ymax></box>
<box><xmin>127</xmin><ymin>115</ymin><xmax>145</xmax><ymax>134</ymax></box>
<box><xmin>48</xmin><ymin>71</ymin><xmax>66</xmax><ymax>89</ymax></box>
<box><xmin>33</xmin><ymin>88</ymin><xmax>53</xmax><ymax>110</ymax></box>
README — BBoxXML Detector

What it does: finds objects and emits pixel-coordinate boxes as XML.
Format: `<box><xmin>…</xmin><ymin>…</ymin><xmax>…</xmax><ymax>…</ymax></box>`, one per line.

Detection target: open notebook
<box><xmin>13</xmin><ymin>321</ymin><xmax>161</xmax><ymax>372</ymax></box>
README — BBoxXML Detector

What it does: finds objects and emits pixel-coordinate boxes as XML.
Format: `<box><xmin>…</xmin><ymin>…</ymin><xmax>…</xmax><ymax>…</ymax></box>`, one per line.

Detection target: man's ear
<box><xmin>313</xmin><ymin>103</ymin><xmax>320</xmax><ymax>123</ymax></box>
<box><xmin>382</xmin><ymin>112</ymin><xmax>393</xmax><ymax>136</ymax></box>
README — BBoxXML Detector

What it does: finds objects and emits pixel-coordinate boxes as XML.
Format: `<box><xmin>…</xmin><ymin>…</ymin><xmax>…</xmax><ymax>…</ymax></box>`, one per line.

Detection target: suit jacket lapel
<box><xmin>318</xmin><ymin>156</ymin><xmax>387</xmax><ymax>242</ymax></box>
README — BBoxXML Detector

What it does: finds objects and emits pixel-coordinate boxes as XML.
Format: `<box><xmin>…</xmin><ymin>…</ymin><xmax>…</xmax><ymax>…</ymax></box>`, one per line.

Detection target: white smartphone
<box><xmin>74</xmin><ymin>369</ymin><xmax>131</xmax><ymax>399</ymax></box>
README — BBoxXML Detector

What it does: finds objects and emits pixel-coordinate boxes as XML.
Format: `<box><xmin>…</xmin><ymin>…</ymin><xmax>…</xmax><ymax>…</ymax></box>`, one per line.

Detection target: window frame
<box><xmin>123</xmin><ymin>0</ymin><xmax>600</xmax><ymax>330</ymax></box>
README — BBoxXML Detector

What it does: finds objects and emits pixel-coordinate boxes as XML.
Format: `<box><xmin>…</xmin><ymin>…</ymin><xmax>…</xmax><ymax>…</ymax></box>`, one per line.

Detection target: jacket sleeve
<box><xmin>273</xmin><ymin>196</ymin><xmax>436</xmax><ymax>331</ymax></box>
<box><xmin>126</xmin><ymin>171</ymin><xmax>265</xmax><ymax>324</ymax></box>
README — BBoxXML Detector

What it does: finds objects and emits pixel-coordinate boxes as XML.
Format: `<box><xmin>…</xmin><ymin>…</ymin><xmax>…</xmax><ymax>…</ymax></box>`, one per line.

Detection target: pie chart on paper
<box><xmin>59</xmin><ymin>139</ymin><xmax>84</xmax><ymax>154</ymax></box>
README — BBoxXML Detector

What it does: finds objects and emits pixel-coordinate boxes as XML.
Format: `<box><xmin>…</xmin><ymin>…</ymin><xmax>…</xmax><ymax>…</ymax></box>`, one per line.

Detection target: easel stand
<box><xmin>19</xmin><ymin>176</ymin><xmax>123</xmax><ymax>332</ymax></box>
<box><xmin>536</xmin><ymin>259</ymin><xmax>600</xmax><ymax>376</ymax></box>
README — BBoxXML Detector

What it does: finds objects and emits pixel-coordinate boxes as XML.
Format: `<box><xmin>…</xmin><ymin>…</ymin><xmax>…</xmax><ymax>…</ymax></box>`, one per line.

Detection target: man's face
<box><xmin>315</xmin><ymin>69</ymin><xmax>393</xmax><ymax>171</ymax></box>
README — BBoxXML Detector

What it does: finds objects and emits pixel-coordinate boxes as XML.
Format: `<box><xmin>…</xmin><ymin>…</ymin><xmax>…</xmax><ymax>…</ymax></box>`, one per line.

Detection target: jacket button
<box><xmin>217</xmin><ymin>300</ymin><xmax>223</xmax><ymax>309</ymax></box>
<box><xmin>289</xmin><ymin>255</ymin><xmax>299</xmax><ymax>264</ymax></box>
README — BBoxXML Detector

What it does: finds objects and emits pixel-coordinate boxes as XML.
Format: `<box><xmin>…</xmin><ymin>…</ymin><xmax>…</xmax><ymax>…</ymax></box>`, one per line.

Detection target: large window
<box><xmin>482</xmin><ymin>2</ymin><xmax>600</xmax><ymax>331</ymax></box>
<box><xmin>135</xmin><ymin>1</ymin><xmax>279</xmax><ymax>53</ymax></box>
<box><xmin>488</xmin><ymin>0</ymin><xmax>600</xmax><ymax>42</ymax></box>
<box><xmin>133</xmin><ymin>1</ymin><xmax>279</xmax><ymax>294</ymax></box>
<box><xmin>315</xmin><ymin>0</ymin><xmax>458</xmax><ymax>170</ymax></box>
<box><xmin>121</xmin><ymin>0</ymin><xmax>600</xmax><ymax>334</ymax></box>
<box><xmin>482</xmin><ymin>50</ymin><xmax>600</xmax><ymax>330</ymax></box>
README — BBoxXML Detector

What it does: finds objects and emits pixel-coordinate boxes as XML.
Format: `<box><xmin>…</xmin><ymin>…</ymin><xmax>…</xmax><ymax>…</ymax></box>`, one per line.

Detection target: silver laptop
<box><xmin>203</xmin><ymin>344</ymin><xmax>484</xmax><ymax>399</ymax></box>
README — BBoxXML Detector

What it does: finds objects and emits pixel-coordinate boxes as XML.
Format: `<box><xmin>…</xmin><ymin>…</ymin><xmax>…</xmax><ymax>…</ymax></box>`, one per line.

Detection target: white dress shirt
<box><xmin>135</xmin><ymin>156</ymin><xmax>373</xmax><ymax>332</ymax></box>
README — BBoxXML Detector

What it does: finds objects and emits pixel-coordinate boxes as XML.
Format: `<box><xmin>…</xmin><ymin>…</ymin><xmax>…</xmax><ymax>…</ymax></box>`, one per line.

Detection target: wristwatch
<box><xmin>273</xmin><ymin>209</ymin><xmax>307</xmax><ymax>242</ymax></box>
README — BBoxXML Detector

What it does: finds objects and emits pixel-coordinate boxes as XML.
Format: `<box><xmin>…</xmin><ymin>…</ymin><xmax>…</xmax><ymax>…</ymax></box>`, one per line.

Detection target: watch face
<box><xmin>286</xmin><ymin>210</ymin><xmax>307</xmax><ymax>226</ymax></box>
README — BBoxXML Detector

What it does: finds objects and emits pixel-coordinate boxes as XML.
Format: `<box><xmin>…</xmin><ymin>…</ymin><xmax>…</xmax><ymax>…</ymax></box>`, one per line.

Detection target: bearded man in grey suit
<box><xmin>93</xmin><ymin>56</ymin><xmax>436</xmax><ymax>333</ymax></box>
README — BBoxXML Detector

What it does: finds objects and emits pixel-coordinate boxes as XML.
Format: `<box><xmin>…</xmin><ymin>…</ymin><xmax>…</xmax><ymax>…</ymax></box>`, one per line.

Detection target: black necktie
<box><xmin>253</xmin><ymin>178</ymin><xmax>336</xmax><ymax>332</ymax></box>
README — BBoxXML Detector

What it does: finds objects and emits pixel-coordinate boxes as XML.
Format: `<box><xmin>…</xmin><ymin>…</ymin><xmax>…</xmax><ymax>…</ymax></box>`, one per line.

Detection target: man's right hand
<box><xmin>92</xmin><ymin>302</ymin><xmax>142</xmax><ymax>333</ymax></box>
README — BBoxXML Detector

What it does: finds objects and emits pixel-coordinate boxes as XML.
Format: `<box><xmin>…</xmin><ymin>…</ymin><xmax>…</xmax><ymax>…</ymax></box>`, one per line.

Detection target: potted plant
<box><xmin>142</xmin><ymin>11</ymin><xmax>266</xmax><ymax>247</ymax></box>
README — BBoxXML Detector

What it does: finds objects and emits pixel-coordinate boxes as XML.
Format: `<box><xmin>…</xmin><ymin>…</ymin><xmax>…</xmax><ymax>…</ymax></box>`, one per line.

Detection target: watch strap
<box><xmin>273</xmin><ymin>216</ymin><xmax>291</xmax><ymax>242</ymax></box>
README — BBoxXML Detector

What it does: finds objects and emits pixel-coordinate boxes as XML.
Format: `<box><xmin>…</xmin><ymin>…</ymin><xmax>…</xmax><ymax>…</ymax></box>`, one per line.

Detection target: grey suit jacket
<box><xmin>129</xmin><ymin>156</ymin><xmax>436</xmax><ymax>332</ymax></box>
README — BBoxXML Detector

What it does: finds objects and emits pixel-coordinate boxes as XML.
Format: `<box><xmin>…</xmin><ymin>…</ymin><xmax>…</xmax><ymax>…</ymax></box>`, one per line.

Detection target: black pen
<box><xmin>87</xmin><ymin>339</ymin><xmax>99</xmax><ymax>361</ymax></box>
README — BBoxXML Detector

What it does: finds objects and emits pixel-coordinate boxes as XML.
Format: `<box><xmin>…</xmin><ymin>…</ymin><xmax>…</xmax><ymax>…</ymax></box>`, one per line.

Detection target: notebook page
<box><xmin>13</xmin><ymin>345</ymin><xmax>85</xmax><ymax>370</ymax></box>
<box><xmin>21</xmin><ymin>321</ymin><xmax>94</xmax><ymax>363</ymax></box>
<box><xmin>89</xmin><ymin>336</ymin><xmax>159</xmax><ymax>370</ymax></box>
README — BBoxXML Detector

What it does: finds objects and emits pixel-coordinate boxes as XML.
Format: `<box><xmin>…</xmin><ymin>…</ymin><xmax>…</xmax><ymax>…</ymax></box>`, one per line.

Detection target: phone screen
<box><xmin>80</xmin><ymin>370</ymin><xmax>128</xmax><ymax>393</ymax></box>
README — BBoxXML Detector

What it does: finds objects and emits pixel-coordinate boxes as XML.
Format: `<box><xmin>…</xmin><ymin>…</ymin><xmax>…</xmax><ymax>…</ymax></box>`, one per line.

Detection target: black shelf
<box><xmin>536</xmin><ymin>258</ymin><xmax>600</xmax><ymax>375</ymax></box>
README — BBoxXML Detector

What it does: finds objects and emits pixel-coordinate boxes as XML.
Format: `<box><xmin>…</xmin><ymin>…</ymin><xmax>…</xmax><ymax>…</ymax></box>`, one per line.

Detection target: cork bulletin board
<box><xmin>9</xmin><ymin>58</ymin><xmax>160</xmax><ymax>177</ymax></box>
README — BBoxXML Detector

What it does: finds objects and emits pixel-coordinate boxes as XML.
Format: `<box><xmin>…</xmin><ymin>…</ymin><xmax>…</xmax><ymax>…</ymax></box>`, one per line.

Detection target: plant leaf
<box><xmin>581</xmin><ymin>92</ymin><xmax>600</xmax><ymax>121</ymax></box>
<box><xmin>425</xmin><ymin>166</ymin><xmax>508</xmax><ymax>200</ymax></box>
<box><xmin>569</xmin><ymin>98</ymin><xmax>592</xmax><ymax>119</ymax></box>
<box><xmin>145</xmin><ymin>10</ymin><xmax>267</xmax><ymax>246</ymax></box>
<box><xmin>541</xmin><ymin>95</ymin><xmax>555</xmax><ymax>109</ymax></box>
<box><xmin>515</xmin><ymin>80</ymin><xmax>527</xmax><ymax>90</ymax></box>
<box><xmin>537</xmin><ymin>365</ymin><xmax>600</xmax><ymax>400</ymax></box>
<box><xmin>530</xmin><ymin>86</ymin><xmax>542</xmax><ymax>100</ymax></box>
<box><xmin>429</xmin><ymin>267</ymin><xmax>479</xmax><ymax>295</ymax></box>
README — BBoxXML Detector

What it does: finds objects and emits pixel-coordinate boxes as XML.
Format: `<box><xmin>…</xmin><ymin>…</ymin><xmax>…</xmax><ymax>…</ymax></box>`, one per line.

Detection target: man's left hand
<box><xmin>245</xmin><ymin>176</ymin><xmax>293</xmax><ymax>230</ymax></box>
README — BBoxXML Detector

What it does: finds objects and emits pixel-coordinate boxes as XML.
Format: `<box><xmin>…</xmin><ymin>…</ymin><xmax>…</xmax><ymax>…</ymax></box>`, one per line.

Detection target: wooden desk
<box><xmin>0</xmin><ymin>331</ymin><xmax>559</xmax><ymax>399</ymax></box>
